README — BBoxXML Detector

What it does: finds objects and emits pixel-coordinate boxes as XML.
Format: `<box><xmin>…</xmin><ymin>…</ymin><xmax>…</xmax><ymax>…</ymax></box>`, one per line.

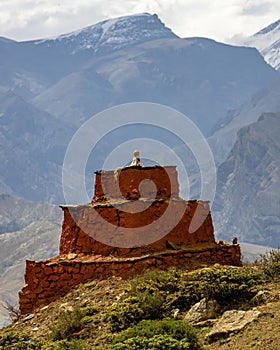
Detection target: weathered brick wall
<box><xmin>92</xmin><ymin>166</ymin><xmax>179</xmax><ymax>202</ymax></box>
<box><xmin>59</xmin><ymin>200</ymin><xmax>215</xmax><ymax>257</ymax></box>
<box><xmin>19</xmin><ymin>244</ymin><xmax>241</xmax><ymax>315</ymax></box>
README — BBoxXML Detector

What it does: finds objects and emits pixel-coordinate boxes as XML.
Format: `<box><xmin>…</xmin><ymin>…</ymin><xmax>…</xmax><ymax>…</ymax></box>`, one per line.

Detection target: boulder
<box><xmin>206</xmin><ymin>309</ymin><xmax>261</xmax><ymax>342</ymax></box>
<box><xmin>184</xmin><ymin>298</ymin><xmax>220</xmax><ymax>324</ymax></box>
<box><xmin>250</xmin><ymin>290</ymin><xmax>276</xmax><ymax>306</ymax></box>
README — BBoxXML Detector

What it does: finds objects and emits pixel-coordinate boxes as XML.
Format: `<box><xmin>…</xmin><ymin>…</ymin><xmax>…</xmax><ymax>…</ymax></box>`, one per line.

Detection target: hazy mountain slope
<box><xmin>209</xmin><ymin>77</ymin><xmax>280</xmax><ymax>164</ymax></box>
<box><xmin>0</xmin><ymin>38</ymin><xmax>44</xmax><ymax>99</ymax></box>
<box><xmin>0</xmin><ymin>36</ymin><xmax>68</xmax><ymax>99</ymax></box>
<box><xmin>0</xmin><ymin>193</ymin><xmax>61</xmax><ymax>234</ymax></box>
<box><xmin>0</xmin><ymin>221</ymin><xmax>61</xmax><ymax>328</ymax></box>
<box><xmin>245</xmin><ymin>18</ymin><xmax>280</xmax><ymax>70</ymax></box>
<box><xmin>240</xmin><ymin>242</ymin><xmax>274</xmax><ymax>263</ymax></box>
<box><xmin>0</xmin><ymin>194</ymin><xmax>62</xmax><ymax>327</ymax></box>
<box><xmin>33</xmin><ymin>36</ymin><xmax>278</xmax><ymax>134</ymax></box>
<box><xmin>213</xmin><ymin>112</ymin><xmax>280</xmax><ymax>247</ymax></box>
<box><xmin>0</xmin><ymin>91</ymin><xmax>73</xmax><ymax>202</ymax></box>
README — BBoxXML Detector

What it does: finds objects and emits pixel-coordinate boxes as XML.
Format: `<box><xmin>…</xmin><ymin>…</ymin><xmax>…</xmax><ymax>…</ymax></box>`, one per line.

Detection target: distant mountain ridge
<box><xmin>256</xmin><ymin>19</ymin><xmax>280</xmax><ymax>35</ymax></box>
<box><xmin>0</xmin><ymin>13</ymin><xmax>278</xmax><ymax>203</ymax></box>
<box><xmin>32</xmin><ymin>36</ymin><xmax>277</xmax><ymax>131</ymax></box>
<box><xmin>34</xmin><ymin>13</ymin><xmax>177</xmax><ymax>55</ymax></box>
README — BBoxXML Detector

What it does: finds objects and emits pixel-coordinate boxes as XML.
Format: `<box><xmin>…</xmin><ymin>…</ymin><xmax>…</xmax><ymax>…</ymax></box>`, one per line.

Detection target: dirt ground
<box><xmin>203</xmin><ymin>281</ymin><xmax>280</xmax><ymax>350</ymax></box>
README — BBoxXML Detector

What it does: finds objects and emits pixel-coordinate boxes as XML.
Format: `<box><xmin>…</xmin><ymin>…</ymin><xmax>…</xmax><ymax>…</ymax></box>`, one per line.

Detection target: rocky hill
<box><xmin>1</xmin><ymin>261</ymin><xmax>280</xmax><ymax>349</ymax></box>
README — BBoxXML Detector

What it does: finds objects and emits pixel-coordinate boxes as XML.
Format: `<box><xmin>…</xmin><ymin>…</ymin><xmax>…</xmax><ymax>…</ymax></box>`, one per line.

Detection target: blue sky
<box><xmin>0</xmin><ymin>0</ymin><xmax>279</xmax><ymax>43</ymax></box>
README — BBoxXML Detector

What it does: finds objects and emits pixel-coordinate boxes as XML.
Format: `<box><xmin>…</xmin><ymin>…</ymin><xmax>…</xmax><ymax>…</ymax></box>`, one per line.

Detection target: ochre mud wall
<box><xmin>19</xmin><ymin>244</ymin><xmax>241</xmax><ymax>315</ymax></box>
<box><xmin>59</xmin><ymin>200</ymin><xmax>215</xmax><ymax>257</ymax></box>
<box><xmin>93</xmin><ymin>166</ymin><xmax>179</xmax><ymax>202</ymax></box>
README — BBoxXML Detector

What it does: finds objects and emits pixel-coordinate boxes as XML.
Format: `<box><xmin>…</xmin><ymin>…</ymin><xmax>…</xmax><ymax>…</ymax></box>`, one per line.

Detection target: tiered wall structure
<box><xmin>19</xmin><ymin>166</ymin><xmax>241</xmax><ymax>315</ymax></box>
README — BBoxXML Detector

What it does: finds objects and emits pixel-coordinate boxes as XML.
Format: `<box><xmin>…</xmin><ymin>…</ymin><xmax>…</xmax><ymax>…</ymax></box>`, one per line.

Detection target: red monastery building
<box><xmin>19</xmin><ymin>165</ymin><xmax>241</xmax><ymax>315</ymax></box>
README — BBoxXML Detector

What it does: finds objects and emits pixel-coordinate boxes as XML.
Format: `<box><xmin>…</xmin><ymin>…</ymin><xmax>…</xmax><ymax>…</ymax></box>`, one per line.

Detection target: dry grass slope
<box><xmin>1</xmin><ymin>250</ymin><xmax>280</xmax><ymax>350</ymax></box>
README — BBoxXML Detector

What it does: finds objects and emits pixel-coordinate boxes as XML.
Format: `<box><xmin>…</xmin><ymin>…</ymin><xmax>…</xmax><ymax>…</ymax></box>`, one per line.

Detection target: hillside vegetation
<box><xmin>1</xmin><ymin>250</ymin><xmax>280</xmax><ymax>349</ymax></box>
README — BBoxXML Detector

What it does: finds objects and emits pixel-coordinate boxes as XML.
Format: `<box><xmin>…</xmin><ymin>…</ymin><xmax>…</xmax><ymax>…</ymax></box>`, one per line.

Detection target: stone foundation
<box><xmin>19</xmin><ymin>243</ymin><xmax>241</xmax><ymax>315</ymax></box>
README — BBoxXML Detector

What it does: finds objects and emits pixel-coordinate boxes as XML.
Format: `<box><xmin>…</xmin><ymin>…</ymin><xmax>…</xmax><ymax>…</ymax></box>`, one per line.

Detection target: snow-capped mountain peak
<box><xmin>244</xmin><ymin>18</ymin><xmax>280</xmax><ymax>70</ymax></box>
<box><xmin>34</xmin><ymin>13</ymin><xmax>177</xmax><ymax>55</ymax></box>
<box><xmin>255</xmin><ymin>19</ymin><xmax>280</xmax><ymax>37</ymax></box>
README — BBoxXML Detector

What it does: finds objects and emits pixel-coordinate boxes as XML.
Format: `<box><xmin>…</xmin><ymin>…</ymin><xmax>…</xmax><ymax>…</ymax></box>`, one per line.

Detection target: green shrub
<box><xmin>189</xmin><ymin>266</ymin><xmax>263</xmax><ymax>306</ymax></box>
<box><xmin>104</xmin><ymin>282</ymin><xmax>165</xmax><ymax>331</ymax></box>
<box><xmin>135</xmin><ymin>290</ymin><xmax>165</xmax><ymax>319</ymax></box>
<box><xmin>50</xmin><ymin>307</ymin><xmax>86</xmax><ymax>340</ymax></box>
<box><xmin>0</xmin><ymin>331</ymin><xmax>30</xmax><ymax>349</ymax></box>
<box><xmin>110</xmin><ymin>335</ymin><xmax>192</xmax><ymax>350</ymax></box>
<box><xmin>83</xmin><ymin>281</ymin><xmax>95</xmax><ymax>288</ymax></box>
<box><xmin>132</xmin><ymin>266</ymin><xmax>262</xmax><ymax>309</ymax></box>
<box><xmin>84</xmin><ymin>306</ymin><xmax>97</xmax><ymax>316</ymax></box>
<box><xmin>104</xmin><ymin>297</ymin><xmax>144</xmax><ymax>332</ymax></box>
<box><xmin>130</xmin><ymin>269</ymin><xmax>182</xmax><ymax>295</ymax></box>
<box><xmin>40</xmin><ymin>339</ymin><xmax>87</xmax><ymax>350</ymax></box>
<box><xmin>110</xmin><ymin>318</ymin><xmax>200</xmax><ymax>350</ymax></box>
<box><xmin>257</xmin><ymin>249</ymin><xmax>280</xmax><ymax>279</ymax></box>
<box><xmin>130</xmin><ymin>268</ymin><xmax>197</xmax><ymax>315</ymax></box>
<box><xmin>104</xmin><ymin>267</ymin><xmax>262</xmax><ymax>332</ymax></box>
<box><xmin>81</xmin><ymin>315</ymin><xmax>92</xmax><ymax>324</ymax></box>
